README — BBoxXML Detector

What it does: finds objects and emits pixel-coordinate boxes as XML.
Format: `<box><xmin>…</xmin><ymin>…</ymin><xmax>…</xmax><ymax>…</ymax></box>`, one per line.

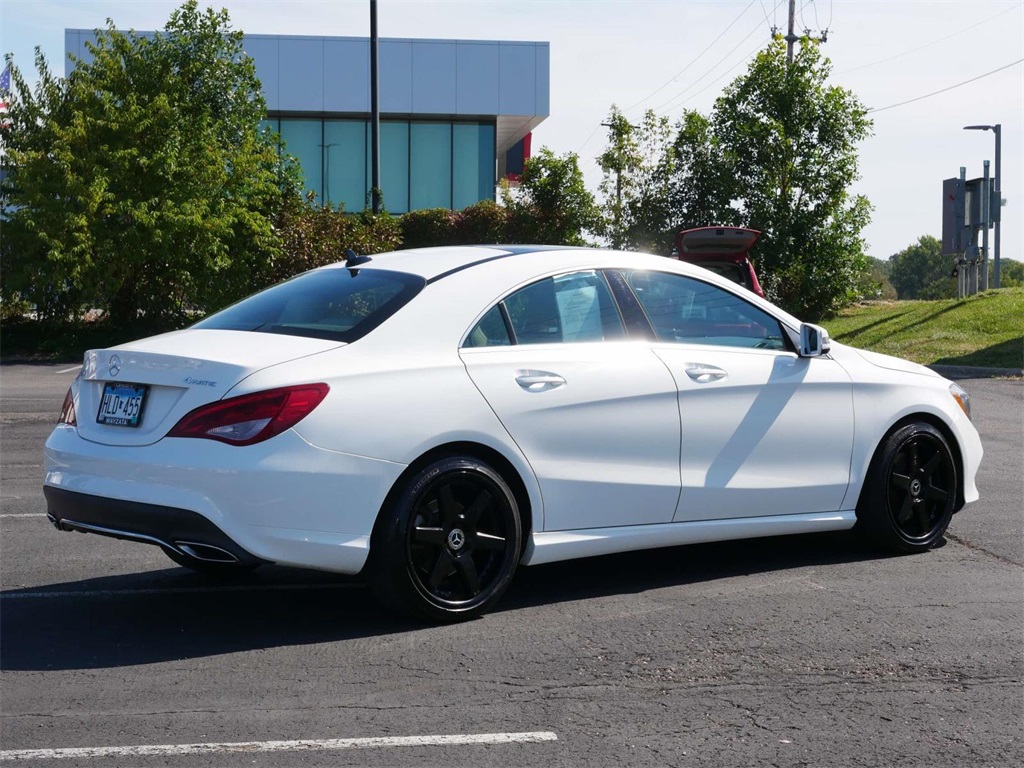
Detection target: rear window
<box><xmin>194</xmin><ymin>268</ymin><xmax>425</xmax><ymax>343</ymax></box>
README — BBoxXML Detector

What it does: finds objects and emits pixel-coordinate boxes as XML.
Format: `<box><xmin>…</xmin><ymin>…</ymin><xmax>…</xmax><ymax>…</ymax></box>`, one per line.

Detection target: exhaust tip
<box><xmin>174</xmin><ymin>542</ymin><xmax>239</xmax><ymax>564</ymax></box>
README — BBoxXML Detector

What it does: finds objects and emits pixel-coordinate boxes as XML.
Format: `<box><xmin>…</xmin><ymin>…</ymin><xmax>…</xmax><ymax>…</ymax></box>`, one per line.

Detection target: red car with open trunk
<box><xmin>674</xmin><ymin>226</ymin><xmax>765</xmax><ymax>298</ymax></box>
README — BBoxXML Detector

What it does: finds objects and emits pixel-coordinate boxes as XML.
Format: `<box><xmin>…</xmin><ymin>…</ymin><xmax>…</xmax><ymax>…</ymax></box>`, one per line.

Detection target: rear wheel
<box><xmin>857</xmin><ymin>422</ymin><xmax>958</xmax><ymax>553</ymax></box>
<box><xmin>372</xmin><ymin>456</ymin><xmax>522</xmax><ymax>622</ymax></box>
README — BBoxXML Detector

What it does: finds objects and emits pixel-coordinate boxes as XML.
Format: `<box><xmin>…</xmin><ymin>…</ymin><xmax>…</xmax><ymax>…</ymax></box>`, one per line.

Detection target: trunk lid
<box><xmin>76</xmin><ymin>329</ymin><xmax>343</xmax><ymax>446</ymax></box>
<box><xmin>675</xmin><ymin>226</ymin><xmax>760</xmax><ymax>259</ymax></box>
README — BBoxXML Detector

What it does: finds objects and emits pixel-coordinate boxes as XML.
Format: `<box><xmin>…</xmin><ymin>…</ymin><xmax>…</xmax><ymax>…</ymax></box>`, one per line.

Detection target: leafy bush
<box><xmin>271</xmin><ymin>200</ymin><xmax>402</xmax><ymax>284</ymax></box>
<box><xmin>454</xmin><ymin>200</ymin><xmax>508</xmax><ymax>244</ymax></box>
<box><xmin>399</xmin><ymin>208</ymin><xmax>458</xmax><ymax>249</ymax></box>
<box><xmin>501</xmin><ymin>148</ymin><xmax>599</xmax><ymax>246</ymax></box>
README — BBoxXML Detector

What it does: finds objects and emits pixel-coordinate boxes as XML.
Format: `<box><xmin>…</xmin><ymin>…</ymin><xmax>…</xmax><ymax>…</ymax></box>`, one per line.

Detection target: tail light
<box><xmin>168</xmin><ymin>384</ymin><xmax>329</xmax><ymax>446</ymax></box>
<box><xmin>58</xmin><ymin>387</ymin><xmax>77</xmax><ymax>426</ymax></box>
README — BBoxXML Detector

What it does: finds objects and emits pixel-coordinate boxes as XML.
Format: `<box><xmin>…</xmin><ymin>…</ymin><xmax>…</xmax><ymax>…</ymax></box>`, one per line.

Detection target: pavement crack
<box><xmin>945</xmin><ymin>531</ymin><xmax>1023</xmax><ymax>568</ymax></box>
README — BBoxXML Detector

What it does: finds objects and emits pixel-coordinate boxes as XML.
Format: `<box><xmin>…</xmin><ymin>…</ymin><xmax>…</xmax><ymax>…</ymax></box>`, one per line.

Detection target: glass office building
<box><xmin>263</xmin><ymin>117</ymin><xmax>495</xmax><ymax>213</ymax></box>
<box><xmin>65</xmin><ymin>32</ymin><xmax>550</xmax><ymax>214</ymax></box>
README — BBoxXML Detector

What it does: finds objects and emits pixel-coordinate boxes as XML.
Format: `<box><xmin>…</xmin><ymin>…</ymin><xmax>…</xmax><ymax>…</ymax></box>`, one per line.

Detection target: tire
<box><xmin>371</xmin><ymin>456</ymin><xmax>523</xmax><ymax>622</ymax></box>
<box><xmin>161</xmin><ymin>546</ymin><xmax>257</xmax><ymax>577</ymax></box>
<box><xmin>857</xmin><ymin>422</ymin><xmax>958</xmax><ymax>553</ymax></box>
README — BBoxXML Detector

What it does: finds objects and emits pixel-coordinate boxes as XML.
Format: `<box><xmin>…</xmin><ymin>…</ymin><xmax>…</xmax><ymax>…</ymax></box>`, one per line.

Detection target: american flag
<box><xmin>0</xmin><ymin>63</ymin><xmax>10</xmax><ymax>127</ymax></box>
<box><xmin>0</xmin><ymin>63</ymin><xmax>9</xmax><ymax>112</ymax></box>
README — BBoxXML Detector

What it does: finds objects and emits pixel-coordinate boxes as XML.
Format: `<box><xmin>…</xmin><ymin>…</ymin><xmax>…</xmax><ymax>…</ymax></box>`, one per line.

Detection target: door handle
<box><xmin>685</xmin><ymin>364</ymin><xmax>727</xmax><ymax>383</ymax></box>
<box><xmin>515</xmin><ymin>371</ymin><xmax>566</xmax><ymax>392</ymax></box>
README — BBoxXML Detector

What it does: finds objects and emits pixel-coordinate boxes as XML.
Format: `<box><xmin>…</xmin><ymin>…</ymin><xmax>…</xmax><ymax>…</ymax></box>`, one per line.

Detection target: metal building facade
<box><xmin>65</xmin><ymin>30</ymin><xmax>550</xmax><ymax>213</ymax></box>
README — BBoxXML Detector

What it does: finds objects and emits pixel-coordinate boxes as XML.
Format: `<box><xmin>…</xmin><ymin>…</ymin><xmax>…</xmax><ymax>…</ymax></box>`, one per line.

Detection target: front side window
<box><xmin>464</xmin><ymin>271</ymin><xmax>626</xmax><ymax>347</ymax></box>
<box><xmin>625</xmin><ymin>271</ymin><xmax>787</xmax><ymax>350</ymax></box>
<box><xmin>194</xmin><ymin>268</ymin><xmax>425</xmax><ymax>343</ymax></box>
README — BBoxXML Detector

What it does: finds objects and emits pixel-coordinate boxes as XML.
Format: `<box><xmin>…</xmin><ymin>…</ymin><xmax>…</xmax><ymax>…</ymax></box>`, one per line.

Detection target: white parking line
<box><xmin>0</xmin><ymin>513</ymin><xmax>45</xmax><ymax>519</ymax></box>
<box><xmin>0</xmin><ymin>731</ymin><xmax>559</xmax><ymax>761</ymax></box>
<box><xmin>1</xmin><ymin>582</ymin><xmax>359</xmax><ymax>600</ymax></box>
<box><xmin>56</xmin><ymin>366</ymin><xmax>81</xmax><ymax>374</ymax></box>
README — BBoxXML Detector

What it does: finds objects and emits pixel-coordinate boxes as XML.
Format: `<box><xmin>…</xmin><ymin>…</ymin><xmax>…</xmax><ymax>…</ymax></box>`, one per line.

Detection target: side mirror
<box><xmin>799</xmin><ymin>323</ymin><xmax>831</xmax><ymax>357</ymax></box>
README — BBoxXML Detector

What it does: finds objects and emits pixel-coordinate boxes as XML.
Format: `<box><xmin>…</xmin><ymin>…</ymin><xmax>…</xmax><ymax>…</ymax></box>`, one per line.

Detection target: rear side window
<box><xmin>465</xmin><ymin>271</ymin><xmax>626</xmax><ymax>346</ymax></box>
<box><xmin>194</xmin><ymin>268</ymin><xmax>425</xmax><ymax>343</ymax></box>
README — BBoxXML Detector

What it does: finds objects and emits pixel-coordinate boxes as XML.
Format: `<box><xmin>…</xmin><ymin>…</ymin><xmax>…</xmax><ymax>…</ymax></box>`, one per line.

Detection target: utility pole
<box><xmin>994</xmin><ymin>123</ymin><xmax>1002</xmax><ymax>287</ymax></box>
<box><xmin>982</xmin><ymin>160</ymin><xmax>991</xmax><ymax>290</ymax></box>
<box><xmin>601</xmin><ymin>120</ymin><xmax>629</xmax><ymax>250</ymax></box>
<box><xmin>785</xmin><ymin>0</ymin><xmax>798</xmax><ymax>64</ymax></box>
<box><xmin>369</xmin><ymin>0</ymin><xmax>381</xmax><ymax>214</ymax></box>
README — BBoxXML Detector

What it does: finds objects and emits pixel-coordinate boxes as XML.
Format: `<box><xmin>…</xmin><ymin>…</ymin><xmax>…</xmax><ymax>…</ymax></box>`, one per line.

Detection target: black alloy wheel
<box><xmin>858</xmin><ymin>422</ymin><xmax>958</xmax><ymax>553</ymax></box>
<box><xmin>373</xmin><ymin>456</ymin><xmax>522</xmax><ymax>622</ymax></box>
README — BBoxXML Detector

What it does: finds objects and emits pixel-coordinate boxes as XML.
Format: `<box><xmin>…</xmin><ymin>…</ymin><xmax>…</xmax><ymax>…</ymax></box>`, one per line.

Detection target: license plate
<box><xmin>96</xmin><ymin>382</ymin><xmax>148</xmax><ymax>427</ymax></box>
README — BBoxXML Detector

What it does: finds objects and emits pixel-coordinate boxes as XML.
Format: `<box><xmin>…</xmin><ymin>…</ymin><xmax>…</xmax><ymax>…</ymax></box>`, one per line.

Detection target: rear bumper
<box><xmin>44</xmin><ymin>486</ymin><xmax>264</xmax><ymax>566</ymax></box>
<box><xmin>44</xmin><ymin>425</ymin><xmax>408</xmax><ymax>574</ymax></box>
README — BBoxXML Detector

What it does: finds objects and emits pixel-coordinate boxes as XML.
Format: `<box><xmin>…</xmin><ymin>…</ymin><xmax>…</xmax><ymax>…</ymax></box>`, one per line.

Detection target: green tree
<box><xmin>670</xmin><ymin>39</ymin><xmax>873</xmax><ymax>320</ymax></box>
<box><xmin>853</xmin><ymin>256</ymin><xmax>897</xmax><ymax>301</ymax></box>
<box><xmin>888</xmin><ymin>235</ymin><xmax>955</xmax><ymax>300</ymax></box>
<box><xmin>597</xmin><ymin>106</ymin><xmax>676</xmax><ymax>253</ymax></box>
<box><xmin>502</xmin><ymin>147</ymin><xmax>599</xmax><ymax>246</ymax></box>
<box><xmin>994</xmin><ymin>259</ymin><xmax>1024</xmax><ymax>288</ymax></box>
<box><xmin>0</xmin><ymin>1</ymin><xmax>293</xmax><ymax>325</ymax></box>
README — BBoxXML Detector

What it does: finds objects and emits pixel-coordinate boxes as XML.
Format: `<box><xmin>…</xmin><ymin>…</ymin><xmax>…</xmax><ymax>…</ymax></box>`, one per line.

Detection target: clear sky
<box><xmin>2</xmin><ymin>0</ymin><xmax>1022</xmax><ymax>264</ymax></box>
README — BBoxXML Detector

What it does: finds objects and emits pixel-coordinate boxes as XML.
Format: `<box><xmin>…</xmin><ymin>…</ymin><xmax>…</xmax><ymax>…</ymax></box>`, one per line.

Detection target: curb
<box><xmin>928</xmin><ymin>364</ymin><xmax>1024</xmax><ymax>379</ymax></box>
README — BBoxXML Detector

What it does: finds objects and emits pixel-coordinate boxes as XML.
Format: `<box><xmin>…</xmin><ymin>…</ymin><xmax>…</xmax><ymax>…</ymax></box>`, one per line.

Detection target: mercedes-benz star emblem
<box><xmin>447</xmin><ymin>528</ymin><xmax>466</xmax><ymax>551</ymax></box>
<box><xmin>108</xmin><ymin>354</ymin><xmax>122</xmax><ymax>377</ymax></box>
<box><xmin>910</xmin><ymin>479</ymin><xmax>922</xmax><ymax>497</ymax></box>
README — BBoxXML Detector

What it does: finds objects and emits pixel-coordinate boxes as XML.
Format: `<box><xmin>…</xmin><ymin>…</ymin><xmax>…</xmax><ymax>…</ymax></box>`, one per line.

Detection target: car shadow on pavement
<box><xmin>1</xmin><ymin>531</ymin><xmax>891</xmax><ymax>672</ymax></box>
<box><xmin>500</xmin><ymin>530</ymin><xmax>888</xmax><ymax>612</ymax></box>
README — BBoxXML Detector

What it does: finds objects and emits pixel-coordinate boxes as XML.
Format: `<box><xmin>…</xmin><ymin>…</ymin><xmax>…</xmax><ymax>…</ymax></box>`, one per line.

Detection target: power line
<box><xmin>578</xmin><ymin>1</ymin><xmax>771</xmax><ymax>156</ymax></box>
<box><xmin>622</xmin><ymin>0</ymin><xmax>758</xmax><ymax>114</ymax></box>
<box><xmin>867</xmin><ymin>58</ymin><xmax>1023</xmax><ymax>114</ymax></box>
<box><xmin>840</xmin><ymin>2</ymin><xmax>1021</xmax><ymax>75</ymax></box>
<box><xmin>574</xmin><ymin>122</ymin><xmax>604</xmax><ymax>158</ymax></box>
<box><xmin>653</xmin><ymin>11</ymin><xmax>770</xmax><ymax>114</ymax></box>
<box><xmin>799</xmin><ymin>0</ymin><xmax>812</xmax><ymax>31</ymax></box>
<box><xmin>669</xmin><ymin>36</ymin><xmax>773</xmax><ymax>115</ymax></box>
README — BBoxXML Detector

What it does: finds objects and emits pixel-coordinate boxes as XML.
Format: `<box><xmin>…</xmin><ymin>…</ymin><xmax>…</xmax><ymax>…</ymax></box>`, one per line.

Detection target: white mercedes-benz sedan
<box><xmin>44</xmin><ymin>246</ymin><xmax>982</xmax><ymax>621</ymax></box>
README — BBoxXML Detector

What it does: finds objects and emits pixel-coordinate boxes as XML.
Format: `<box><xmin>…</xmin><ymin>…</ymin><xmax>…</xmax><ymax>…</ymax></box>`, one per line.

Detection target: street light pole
<box><xmin>370</xmin><ymin>0</ymin><xmax>381</xmax><ymax>215</ymax></box>
<box><xmin>964</xmin><ymin>124</ymin><xmax>1002</xmax><ymax>288</ymax></box>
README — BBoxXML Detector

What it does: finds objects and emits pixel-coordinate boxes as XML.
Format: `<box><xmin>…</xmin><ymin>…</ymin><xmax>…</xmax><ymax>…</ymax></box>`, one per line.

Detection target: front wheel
<box><xmin>857</xmin><ymin>422</ymin><xmax>958</xmax><ymax>553</ymax></box>
<box><xmin>371</xmin><ymin>456</ymin><xmax>522</xmax><ymax>622</ymax></box>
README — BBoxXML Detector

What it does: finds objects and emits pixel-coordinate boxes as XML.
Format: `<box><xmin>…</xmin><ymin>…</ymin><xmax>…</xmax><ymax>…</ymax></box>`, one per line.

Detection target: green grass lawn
<box><xmin>823</xmin><ymin>288</ymin><xmax>1024</xmax><ymax>370</ymax></box>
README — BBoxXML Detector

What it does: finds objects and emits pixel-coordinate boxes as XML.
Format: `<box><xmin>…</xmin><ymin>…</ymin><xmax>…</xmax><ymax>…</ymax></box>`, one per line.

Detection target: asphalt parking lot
<box><xmin>1</xmin><ymin>362</ymin><xmax>1021</xmax><ymax>767</ymax></box>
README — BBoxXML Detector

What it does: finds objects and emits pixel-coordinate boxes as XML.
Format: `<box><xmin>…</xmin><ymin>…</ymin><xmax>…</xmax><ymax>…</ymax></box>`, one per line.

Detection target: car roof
<box><xmin>322</xmin><ymin>244</ymin><xmax>698</xmax><ymax>281</ymax></box>
<box><xmin>317</xmin><ymin>245</ymin><xmax>802</xmax><ymax>329</ymax></box>
<box><xmin>320</xmin><ymin>245</ymin><xmax>586</xmax><ymax>281</ymax></box>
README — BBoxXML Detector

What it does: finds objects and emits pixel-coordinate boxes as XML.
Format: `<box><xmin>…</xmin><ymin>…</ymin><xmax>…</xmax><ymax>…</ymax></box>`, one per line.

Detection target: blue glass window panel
<box><xmin>381</xmin><ymin>121</ymin><xmax>410</xmax><ymax>214</ymax></box>
<box><xmin>410</xmin><ymin>122</ymin><xmax>452</xmax><ymax>210</ymax></box>
<box><xmin>324</xmin><ymin>120</ymin><xmax>367</xmax><ymax>211</ymax></box>
<box><xmin>280</xmin><ymin>119</ymin><xmax>323</xmax><ymax>204</ymax></box>
<box><xmin>453</xmin><ymin>123</ymin><xmax>496</xmax><ymax>209</ymax></box>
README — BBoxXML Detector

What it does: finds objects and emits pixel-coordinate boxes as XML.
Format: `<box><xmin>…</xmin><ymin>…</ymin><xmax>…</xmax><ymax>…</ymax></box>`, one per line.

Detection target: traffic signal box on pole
<box><xmin>942</xmin><ymin>167</ymin><xmax>998</xmax><ymax>298</ymax></box>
